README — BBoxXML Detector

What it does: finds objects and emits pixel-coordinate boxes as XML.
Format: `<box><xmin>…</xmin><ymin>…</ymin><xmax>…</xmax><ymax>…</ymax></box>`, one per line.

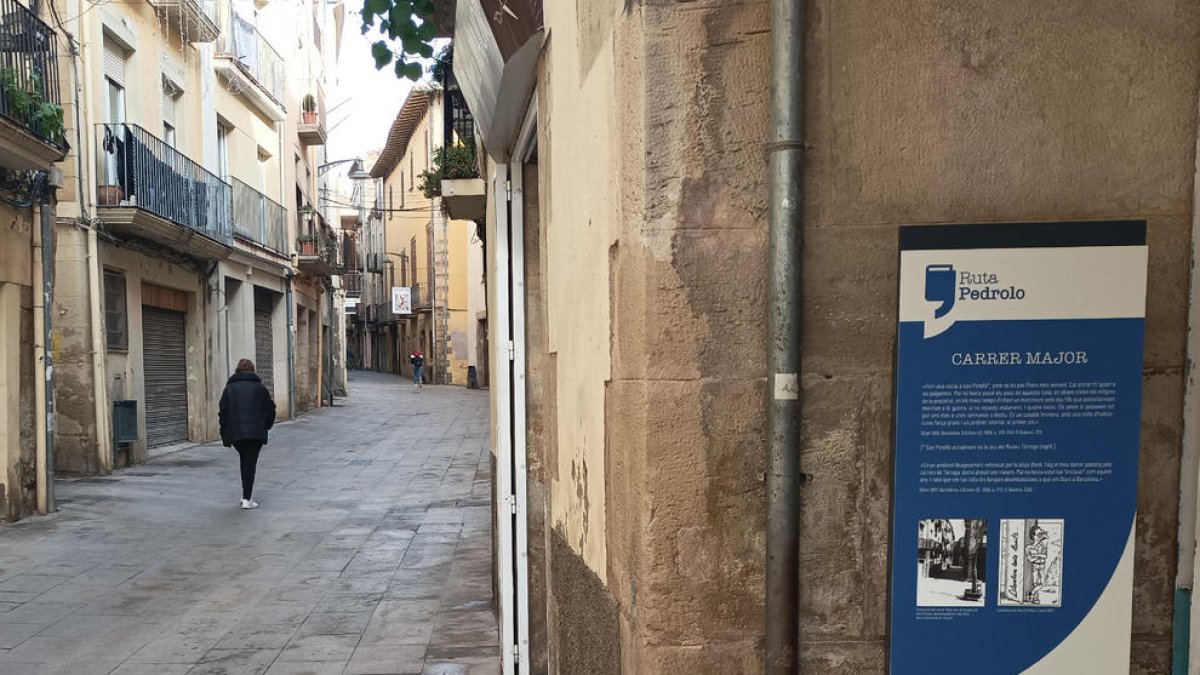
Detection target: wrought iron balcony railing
<box><xmin>410</xmin><ymin>283</ymin><xmax>431</xmax><ymax>310</ymax></box>
<box><xmin>146</xmin><ymin>0</ymin><xmax>220</xmax><ymax>42</ymax></box>
<box><xmin>231</xmin><ymin>177</ymin><xmax>287</xmax><ymax>254</ymax></box>
<box><xmin>342</xmin><ymin>271</ymin><xmax>362</xmax><ymax>297</ymax></box>
<box><xmin>96</xmin><ymin>123</ymin><xmax>232</xmax><ymax>244</ymax></box>
<box><xmin>218</xmin><ymin>13</ymin><xmax>284</xmax><ymax>105</ymax></box>
<box><xmin>296</xmin><ymin>219</ymin><xmax>339</xmax><ymax>275</ymax></box>
<box><xmin>0</xmin><ymin>0</ymin><xmax>62</xmax><ymax>147</ymax></box>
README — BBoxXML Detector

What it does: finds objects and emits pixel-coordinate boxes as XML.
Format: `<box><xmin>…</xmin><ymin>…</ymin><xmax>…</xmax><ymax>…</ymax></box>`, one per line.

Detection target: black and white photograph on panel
<box><xmin>916</xmin><ymin>519</ymin><xmax>988</xmax><ymax>606</ymax></box>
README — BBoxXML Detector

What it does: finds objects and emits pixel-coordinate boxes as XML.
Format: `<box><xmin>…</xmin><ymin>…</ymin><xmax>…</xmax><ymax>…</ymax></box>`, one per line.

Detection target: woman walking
<box><xmin>219</xmin><ymin>358</ymin><xmax>276</xmax><ymax>509</ymax></box>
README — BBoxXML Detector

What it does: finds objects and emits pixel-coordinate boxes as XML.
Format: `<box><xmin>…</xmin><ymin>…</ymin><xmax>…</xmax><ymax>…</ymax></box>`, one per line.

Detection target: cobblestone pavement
<box><xmin>0</xmin><ymin>371</ymin><xmax>498</xmax><ymax>675</ymax></box>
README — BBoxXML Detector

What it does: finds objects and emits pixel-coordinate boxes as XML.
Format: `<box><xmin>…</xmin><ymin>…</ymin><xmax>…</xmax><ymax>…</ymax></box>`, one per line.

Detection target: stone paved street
<box><xmin>0</xmin><ymin>371</ymin><xmax>498</xmax><ymax>675</ymax></box>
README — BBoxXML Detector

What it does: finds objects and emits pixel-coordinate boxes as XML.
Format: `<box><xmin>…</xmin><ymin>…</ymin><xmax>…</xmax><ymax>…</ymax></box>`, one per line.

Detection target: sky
<box><xmin>327</xmin><ymin>4</ymin><xmax>414</xmax><ymax>165</ymax></box>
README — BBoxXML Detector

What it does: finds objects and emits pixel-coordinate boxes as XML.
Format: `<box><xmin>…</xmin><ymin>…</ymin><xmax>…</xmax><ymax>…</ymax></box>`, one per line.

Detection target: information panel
<box><xmin>889</xmin><ymin>222</ymin><xmax>1148</xmax><ymax>674</ymax></box>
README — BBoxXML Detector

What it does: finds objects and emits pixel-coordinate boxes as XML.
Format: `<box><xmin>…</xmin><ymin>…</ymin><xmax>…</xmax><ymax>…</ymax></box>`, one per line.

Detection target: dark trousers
<box><xmin>233</xmin><ymin>441</ymin><xmax>263</xmax><ymax>500</ymax></box>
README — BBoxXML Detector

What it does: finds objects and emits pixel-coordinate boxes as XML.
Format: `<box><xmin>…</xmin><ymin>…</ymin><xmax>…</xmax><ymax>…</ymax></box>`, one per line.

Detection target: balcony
<box><xmin>231</xmin><ymin>177</ymin><xmax>287</xmax><ymax>255</ymax></box>
<box><xmin>215</xmin><ymin>14</ymin><xmax>285</xmax><ymax>121</ymax></box>
<box><xmin>296</xmin><ymin>219</ymin><xmax>337</xmax><ymax>277</ymax></box>
<box><xmin>0</xmin><ymin>0</ymin><xmax>65</xmax><ymax>169</ymax></box>
<box><xmin>342</xmin><ymin>271</ymin><xmax>363</xmax><ymax>297</ymax></box>
<box><xmin>410</xmin><ymin>283</ymin><xmax>432</xmax><ymax>312</ymax></box>
<box><xmin>441</xmin><ymin>178</ymin><xmax>485</xmax><ymax>221</ymax></box>
<box><xmin>147</xmin><ymin>0</ymin><xmax>220</xmax><ymax>43</ymax></box>
<box><xmin>297</xmin><ymin>82</ymin><xmax>326</xmax><ymax>146</ymax></box>
<box><xmin>95</xmin><ymin>123</ymin><xmax>232</xmax><ymax>260</ymax></box>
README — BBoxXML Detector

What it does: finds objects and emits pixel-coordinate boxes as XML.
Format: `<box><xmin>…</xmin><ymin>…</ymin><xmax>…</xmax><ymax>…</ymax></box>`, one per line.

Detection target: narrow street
<box><xmin>0</xmin><ymin>372</ymin><xmax>497</xmax><ymax>675</ymax></box>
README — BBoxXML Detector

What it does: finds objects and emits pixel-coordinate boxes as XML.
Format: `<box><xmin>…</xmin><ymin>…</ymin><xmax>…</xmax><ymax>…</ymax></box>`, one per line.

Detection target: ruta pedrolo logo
<box><xmin>925</xmin><ymin>264</ymin><xmax>956</xmax><ymax>319</ymax></box>
<box><xmin>921</xmin><ymin>263</ymin><xmax>1027</xmax><ymax>338</ymax></box>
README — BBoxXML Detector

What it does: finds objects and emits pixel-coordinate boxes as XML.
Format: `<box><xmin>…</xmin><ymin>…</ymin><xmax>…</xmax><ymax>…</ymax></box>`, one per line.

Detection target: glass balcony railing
<box><xmin>218</xmin><ymin>13</ymin><xmax>284</xmax><ymax>105</ymax></box>
<box><xmin>231</xmin><ymin>177</ymin><xmax>287</xmax><ymax>254</ymax></box>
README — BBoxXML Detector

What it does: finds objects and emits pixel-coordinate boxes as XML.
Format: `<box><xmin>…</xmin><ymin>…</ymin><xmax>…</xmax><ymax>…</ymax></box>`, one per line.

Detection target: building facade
<box><xmin>444</xmin><ymin>0</ymin><xmax>1200</xmax><ymax>673</ymax></box>
<box><xmin>361</xmin><ymin>84</ymin><xmax>482</xmax><ymax>386</ymax></box>
<box><xmin>50</xmin><ymin>0</ymin><xmax>339</xmax><ymax>481</ymax></box>
<box><xmin>0</xmin><ymin>0</ymin><xmax>67</xmax><ymax>520</ymax></box>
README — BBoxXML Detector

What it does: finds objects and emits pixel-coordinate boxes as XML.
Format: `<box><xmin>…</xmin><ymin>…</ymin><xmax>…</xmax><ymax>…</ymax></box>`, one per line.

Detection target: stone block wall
<box><xmin>522</xmin><ymin>1</ymin><xmax>1200</xmax><ymax>673</ymax></box>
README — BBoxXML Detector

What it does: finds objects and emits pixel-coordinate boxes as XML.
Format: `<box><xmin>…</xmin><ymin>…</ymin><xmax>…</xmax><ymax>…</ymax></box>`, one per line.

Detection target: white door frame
<box><xmin>495</xmin><ymin>98</ymin><xmax>537</xmax><ymax>674</ymax></box>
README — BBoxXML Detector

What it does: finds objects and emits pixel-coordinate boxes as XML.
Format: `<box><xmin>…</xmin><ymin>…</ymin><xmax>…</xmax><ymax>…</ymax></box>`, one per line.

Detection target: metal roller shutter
<box><xmin>104</xmin><ymin>40</ymin><xmax>127</xmax><ymax>85</ymax></box>
<box><xmin>255</xmin><ymin>307</ymin><xmax>274</xmax><ymax>393</ymax></box>
<box><xmin>142</xmin><ymin>307</ymin><xmax>189</xmax><ymax>447</ymax></box>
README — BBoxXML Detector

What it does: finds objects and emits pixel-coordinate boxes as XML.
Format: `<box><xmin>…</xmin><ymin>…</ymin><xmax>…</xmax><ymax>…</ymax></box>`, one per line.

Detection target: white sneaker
<box><xmin>240</xmin><ymin>499</ymin><xmax>259</xmax><ymax>509</ymax></box>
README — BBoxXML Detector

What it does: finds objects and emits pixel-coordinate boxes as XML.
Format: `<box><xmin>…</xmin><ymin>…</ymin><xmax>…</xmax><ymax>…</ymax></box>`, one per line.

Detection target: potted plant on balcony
<box><xmin>0</xmin><ymin>69</ymin><xmax>64</xmax><ymax>146</ymax></box>
<box><xmin>297</xmin><ymin>233</ymin><xmax>317</xmax><ymax>255</ymax></box>
<box><xmin>417</xmin><ymin>143</ymin><xmax>477</xmax><ymax>199</ymax></box>
<box><xmin>301</xmin><ymin>94</ymin><xmax>318</xmax><ymax>125</ymax></box>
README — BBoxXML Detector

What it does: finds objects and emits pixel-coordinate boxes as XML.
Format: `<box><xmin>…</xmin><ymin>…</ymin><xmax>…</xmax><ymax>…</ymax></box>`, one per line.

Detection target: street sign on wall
<box><xmin>392</xmin><ymin>287</ymin><xmax>411</xmax><ymax>315</ymax></box>
<box><xmin>889</xmin><ymin>222</ymin><xmax>1148</xmax><ymax>674</ymax></box>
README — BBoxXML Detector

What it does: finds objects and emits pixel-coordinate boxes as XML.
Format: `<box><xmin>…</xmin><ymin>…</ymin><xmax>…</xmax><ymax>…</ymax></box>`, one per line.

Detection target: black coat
<box><xmin>218</xmin><ymin>371</ymin><xmax>276</xmax><ymax>447</ymax></box>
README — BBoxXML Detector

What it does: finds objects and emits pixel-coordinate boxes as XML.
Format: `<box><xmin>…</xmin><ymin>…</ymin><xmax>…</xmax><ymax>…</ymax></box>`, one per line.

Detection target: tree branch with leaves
<box><xmin>360</xmin><ymin>0</ymin><xmax>441</xmax><ymax>80</ymax></box>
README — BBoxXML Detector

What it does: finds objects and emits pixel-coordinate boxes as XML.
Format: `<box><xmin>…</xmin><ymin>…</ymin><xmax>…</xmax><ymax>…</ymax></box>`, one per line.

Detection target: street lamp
<box><xmin>317</xmin><ymin>158</ymin><xmax>372</xmax><ymax>180</ymax></box>
<box><xmin>313</xmin><ymin>158</ymin><xmax>370</xmax><ymax>407</ymax></box>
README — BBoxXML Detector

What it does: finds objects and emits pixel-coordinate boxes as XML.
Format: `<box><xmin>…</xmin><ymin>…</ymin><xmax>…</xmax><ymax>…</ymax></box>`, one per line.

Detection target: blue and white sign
<box><xmin>889</xmin><ymin>222</ymin><xmax>1148</xmax><ymax>674</ymax></box>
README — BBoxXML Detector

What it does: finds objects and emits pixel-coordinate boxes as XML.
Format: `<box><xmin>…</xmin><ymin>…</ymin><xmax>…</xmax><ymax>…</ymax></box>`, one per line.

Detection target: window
<box><xmin>106</xmin><ymin>79</ymin><xmax>125</xmax><ymax>125</ymax></box>
<box><xmin>162</xmin><ymin>77</ymin><xmax>182</xmax><ymax>146</ymax></box>
<box><xmin>258</xmin><ymin>147</ymin><xmax>271</xmax><ymax>192</ymax></box>
<box><xmin>103</xmin><ymin>39</ymin><xmax>127</xmax><ymax>124</ymax></box>
<box><xmin>216</xmin><ymin>121</ymin><xmax>231</xmax><ymax>179</ymax></box>
<box><xmin>103</xmin><ymin>270</ymin><xmax>128</xmax><ymax>350</ymax></box>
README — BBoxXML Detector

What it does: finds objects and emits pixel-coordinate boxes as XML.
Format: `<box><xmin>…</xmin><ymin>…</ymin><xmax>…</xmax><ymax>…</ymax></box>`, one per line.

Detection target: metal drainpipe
<box><xmin>765</xmin><ymin>0</ymin><xmax>805</xmax><ymax>672</ymax></box>
<box><xmin>39</xmin><ymin>186</ymin><xmax>56</xmax><ymax>511</ymax></box>
<box><xmin>285</xmin><ymin>271</ymin><xmax>297</xmax><ymax>419</ymax></box>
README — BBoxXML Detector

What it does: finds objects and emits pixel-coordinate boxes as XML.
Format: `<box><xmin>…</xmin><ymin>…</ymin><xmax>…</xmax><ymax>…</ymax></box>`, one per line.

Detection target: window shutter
<box><xmin>103</xmin><ymin>270</ymin><xmax>128</xmax><ymax>350</ymax></box>
<box><xmin>162</xmin><ymin>89</ymin><xmax>176</xmax><ymax>125</ymax></box>
<box><xmin>104</xmin><ymin>40</ymin><xmax>127</xmax><ymax>85</ymax></box>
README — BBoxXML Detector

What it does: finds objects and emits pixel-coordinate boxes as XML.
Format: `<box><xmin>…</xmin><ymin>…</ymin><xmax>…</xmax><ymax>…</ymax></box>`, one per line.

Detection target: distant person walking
<box><xmin>410</xmin><ymin>349</ymin><xmax>425</xmax><ymax>388</ymax></box>
<box><xmin>219</xmin><ymin>358</ymin><xmax>276</xmax><ymax>509</ymax></box>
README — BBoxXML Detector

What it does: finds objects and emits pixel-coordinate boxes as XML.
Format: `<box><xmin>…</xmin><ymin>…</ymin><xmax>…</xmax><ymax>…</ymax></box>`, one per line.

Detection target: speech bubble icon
<box><xmin>925</xmin><ymin>264</ymin><xmax>956</xmax><ymax>319</ymax></box>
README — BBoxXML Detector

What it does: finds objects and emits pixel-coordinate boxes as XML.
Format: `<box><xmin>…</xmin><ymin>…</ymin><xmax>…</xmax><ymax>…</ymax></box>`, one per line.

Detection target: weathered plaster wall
<box><xmin>0</xmin><ymin>282</ymin><xmax>36</xmax><ymax>521</ymax></box>
<box><xmin>541</xmin><ymin>0</ymin><xmax>615</xmax><ymax>578</ymax></box>
<box><xmin>466</xmin><ymin>222</ymin><xmax>486</xmax><ymax>378</ymax></box>
<box><xmin>90</xmin><ymin>5</ymin><xmax>205</xmax><ymax>156</ymax></box>
<box><xmin>215</xmin><ymin>85</ymin><xmax>284</xmax><ymax>200</ymax></box>
<box><xmin>521</xmin><ymin>1</ymin><xmax>1199</xmax><ymax>673</ymax></box>
<box><xmin>605</xmin><ymin>2</ymin><xmax>771</xmax><ymax>671</ymax></box>
<box><xmin>53</xmin><ymin>225</ymin><xmax>101</xmax><ymax>475</ymax></box>
<box><xmin>99</xmin><ymin>245</ymin><xmax>212</xmax><ymax>459</ymax></box>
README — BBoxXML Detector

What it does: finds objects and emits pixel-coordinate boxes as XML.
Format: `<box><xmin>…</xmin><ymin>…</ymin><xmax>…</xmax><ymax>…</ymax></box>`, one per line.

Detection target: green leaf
<box><xmin>416</xmin><ymin>21</ymin><xmax>438</xmax><ymax>40</ymax></box>
<box><xmin>417</xmin><ymin>42</ymin><xmax>434</xmax><ymax>58</ymax></box>
<box><xmin>371</xmin><ymin>41</ymin><xmax>394</xmax><ymax>69</ymax></box>
<box><xmin>413</xmin><ymin>0</ymin><xmax>434</xmax><ymax>16</ymax></box>
<box><xmin>363</xmin><ymin>0</ymin><xmax>391</xmax><ymax>19</ymax></box>
<box><xmin>403</xmin><ymin>61</ymin><xmax>423</xmax><ymax>80</ymax></box>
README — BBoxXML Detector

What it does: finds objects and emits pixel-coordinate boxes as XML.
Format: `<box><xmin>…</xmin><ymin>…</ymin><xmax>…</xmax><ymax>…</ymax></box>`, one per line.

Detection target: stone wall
<box><xmin>520</xmin><ymin>1</ymin><xmax>1200</xmax><ymax>673</ymax></box>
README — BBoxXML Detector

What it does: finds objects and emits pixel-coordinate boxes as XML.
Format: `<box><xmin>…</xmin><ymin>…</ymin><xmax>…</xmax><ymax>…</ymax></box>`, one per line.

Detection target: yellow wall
<box><xmin>538</xmin><ymin>1</ymin><xmax>615</xmax><ymax>575</ymax></box>
<box><xmin>215</xmin><ymin>87</ymin><xmax>282</xmax><ymax>200</ymax></box>
<box><xmin>89</xmin><ymin>6</ymin><xmax>204</xmax><ymax>159</ymax></box>
<box><xmin>378</xmin><ymin>92</ymin><xmax>476</xmax><ymax>384</ymax></box>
